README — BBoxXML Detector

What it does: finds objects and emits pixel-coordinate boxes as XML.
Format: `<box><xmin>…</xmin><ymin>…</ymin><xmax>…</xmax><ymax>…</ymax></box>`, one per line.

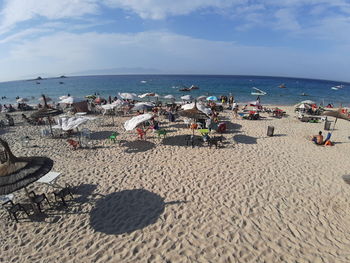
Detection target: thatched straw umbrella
<box><xmin>0</xmin><ymin>138</ymin><xmax>53</xmax><ymax>195</ymax></box>
<box><xmin>178</xmin><ymin>100</ymin><xmax>209</xmax><ymax>120</ymax></box>
<box><xmin>31</xmin><ymin>95</ymin><xmax>63</xmax><ymax>136</ymax></box>
<box><xmin>322</xmin><ymin>108</ymin><xmax>350</xmax><ymax>131</ymax></box>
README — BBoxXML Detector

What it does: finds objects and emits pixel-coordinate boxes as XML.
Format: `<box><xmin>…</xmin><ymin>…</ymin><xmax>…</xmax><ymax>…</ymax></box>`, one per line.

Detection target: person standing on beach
<box><xmin>232</xmin><ymin>102</ymin><xmax>239</xmax><ymax>119</ymax></box>
<box><xmin>228</xmin><ymin>96</ymin><xmax>234</xmax><ymax>107</ymax></box>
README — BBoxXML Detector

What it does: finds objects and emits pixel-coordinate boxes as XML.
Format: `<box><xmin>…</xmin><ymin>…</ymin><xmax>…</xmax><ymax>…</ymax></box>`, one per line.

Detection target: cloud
<box><xmin>0</xmin><ymin>0</ymin><xmax>100</xmax><ymax>34</ymax></box>
<box><xmin>102</xmin><ymin>0</ymin><xmax>244</xmax><ymax>19</ymax></box>
<box><xmin>1</xmin><ymin>31</ymin><xmax>349</xmax><ymax>82</ymax></box>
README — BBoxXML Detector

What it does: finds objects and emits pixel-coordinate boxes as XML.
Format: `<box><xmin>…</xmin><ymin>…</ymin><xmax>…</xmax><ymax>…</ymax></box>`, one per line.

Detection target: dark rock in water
<box><xmin>35</xmin><ymin>76</ymin><xmax>43</xmax><ymax>80</ymax></box>
<box><xmin>60</xmin><ymin>75</ymin><xmax>67</xmax><ymax>78</ymax></box>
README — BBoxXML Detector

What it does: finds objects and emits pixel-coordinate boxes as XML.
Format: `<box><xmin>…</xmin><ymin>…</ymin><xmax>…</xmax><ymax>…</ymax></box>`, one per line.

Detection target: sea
<box><xmin>0</xmin><ymin>75</ymin><xmax>349</xmax><ymax>106</ymax></box>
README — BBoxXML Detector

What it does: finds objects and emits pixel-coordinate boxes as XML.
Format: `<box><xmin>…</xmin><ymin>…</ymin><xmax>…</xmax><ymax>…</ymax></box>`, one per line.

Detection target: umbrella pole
<box><xmin>77</xmin><ymin>127</ymin><xmax>82</xmax><ymax>145</ymax></box>
<box><xmin>48</xmin><ymin>118</ymin><xmax>53</xmax><ymax>137</ymax></box>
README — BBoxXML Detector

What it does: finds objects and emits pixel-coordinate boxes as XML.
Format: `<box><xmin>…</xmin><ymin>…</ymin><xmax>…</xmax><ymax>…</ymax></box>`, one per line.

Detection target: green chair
<box><xmin>198</xmin><ymin>129</ymin><xmax>209</xmax><ymax>136</ymax></box>
<box><xmin>109</xmin><ymin>132</ymin><xmax>119</xmax><ymax>143</ymax></box>
<box><xmin>157</xmin><ymin>129</ymin><xmax>167</xmax><ymax>139</ymax></box>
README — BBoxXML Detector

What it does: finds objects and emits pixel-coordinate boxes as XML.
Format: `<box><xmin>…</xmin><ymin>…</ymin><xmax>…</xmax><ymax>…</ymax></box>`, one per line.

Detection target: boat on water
<box><xmin>179</xmin><ymin>88</ymin><xmax>191</xmax><ymax>92</ymax></box>
<box><xmin>300</xmin><ymin>93</ymin><xmax>308</xmax><ymax>96</ymax></box>
<box><xmin>331</xmin><ymin>85</ymin><xmax>344</xmax><ymax>90</ymax></box>
<box><xmin>140</xmin><ymin>80</ymin><xmax>147</xmax><ymax>84</ymax></box>
<box><xmin>251</xmin><ymin>87</ymin><xmax>267</xmax><ymax>96</ymax></box>
<box><xmin>189</xmin><ymin>85</ymin><xmax>199</xmax><ymax>90</ymax></box>
<box><xmin>279</xmin><ymin>83</ymin><xmax>286</xmax><ymax>88</ymax></box>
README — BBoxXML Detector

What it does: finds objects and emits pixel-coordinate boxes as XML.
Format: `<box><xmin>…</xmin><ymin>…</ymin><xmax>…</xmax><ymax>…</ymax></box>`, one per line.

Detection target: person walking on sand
<box><xmin>232</xmin><ymin>102</ymin><xmax>239</xmax><ymax>119</ymax></box>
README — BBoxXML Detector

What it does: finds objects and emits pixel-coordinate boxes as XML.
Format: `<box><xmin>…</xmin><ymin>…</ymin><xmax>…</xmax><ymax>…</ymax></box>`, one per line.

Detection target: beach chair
<box><xmin>157</xmin><ymin>129</ymin><xmax>167</xmax><ymax>139</ymax></box>
<box><xmin>28</xmin><ymin>191</ymin><xmax>51</xmax><ymax>213</ymax></box>
<box><xmin>2</xmin><ymin>200</ymin><xmax>30</xmax><ymax>222</ymax></box>
<box><xmin>199</xmin><ymin>129</ymin><xmax>210</xmax><ymax>136</ymax></box>
<box><xmin>67</xmin><ymin>139</ymin><xmax>80</xmax><ymax>150</ymax></box>
<box><xmin>108</xmin><ymin>132</ymin><xmax>119</xmax><ymax>143</ymax></box>
<box><xmin>136</xmin><ymin>128</ymin><xmax>146</xmax><ymax>140</ymax></box>
<box><xmin>53</xmin><ymin>187</ymin><xmax>74</xmax><ymax>206</ymax></box>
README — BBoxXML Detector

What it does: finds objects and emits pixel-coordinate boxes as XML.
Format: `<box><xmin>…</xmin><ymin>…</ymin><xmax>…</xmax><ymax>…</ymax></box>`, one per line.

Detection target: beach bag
<box><xmin>325</xmin><ymin>140</ymin><xmax>334</xmax><ymax>146</ymax></box>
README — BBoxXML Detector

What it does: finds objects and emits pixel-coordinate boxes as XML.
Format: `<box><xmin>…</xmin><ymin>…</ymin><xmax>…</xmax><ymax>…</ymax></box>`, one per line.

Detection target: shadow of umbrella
<box><xmin>90</xmin><ymin>189</ymin><xmax>165</xmax><ymax>235</ymax></box>
<box><xmin>122</xmin><ymin>140</ymin><xmax>155</xmax><ymax>153</ymax></box>
<box><xmin>233</xmin><ymin>134</ymin><xmax>257</xmax><ymax>144</ymax></box>
<box><xmin>90</xmin><ymin>131</ymin><xmax>116</xmax><ymax>140</ymax></box>
<box><xmin>162</xmin><ymin>134</ymin><xmax>203</xmax><ymax>147</ymax></box>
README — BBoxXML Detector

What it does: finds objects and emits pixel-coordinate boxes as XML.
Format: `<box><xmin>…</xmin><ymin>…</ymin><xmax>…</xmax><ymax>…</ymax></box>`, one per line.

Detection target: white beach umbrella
<box><xmin>139</xmin><ymin>93</ymin><xmax>154</xmax><ymax>98</ymax></box>
<box><xmin>118</xmin><ymin>92</ymin><xmax>137</xmax><ymax>100</ymax></box>
<box><xmin>181</xmin><ymin>95</ymin><xmax>193</xmax><ymax>101</ymax></box>
<box><xmin>59</xmin><ymin>97</ymin><xmax>83</xmax><ymax>104</ymax></box>
<box><xmin>197</xmin><ymin>95</ymin><xmax>207</xmax><ymax>101</ymax></box>
<box><xmin>132</xmin><ymin>102</ymin><xmax>154</xmax><ymax>111</ymax></box>
<box><xmin>16</xmin><ymin>97</ymin><xmax>29</xmax><ymax>103</ymax></box>
<box><xmin>59</xmin><ymin>95</ymin><xmax>69</xmax><ymax>100</ymax></box>
<box><xmin>124</xmin><ymin>113</ymin><xmax>154</xmax><ymax>131</ymax></box>
<box><xmin>297</xmin><ymin>103</ymin><xmax>311</xmax><ymax>109</ymax></box>
<box><xmin>164</xmin><ymin>95</ymin><xmax>175</xmax><ymax>100</ymax></box>
<box><xmin>101</xmin><ymin>104</ymin><xmax>118</xmax><ymax>111</ymax></box>
<box><xmin>53</xmin><ymin>116</ymin><xmax>96</xmax><ymax>131</ymax></box>
<box><xmin>299</xmin><ymin>100</ymin><xmax>315</xmax><ymax>105</ymax></box>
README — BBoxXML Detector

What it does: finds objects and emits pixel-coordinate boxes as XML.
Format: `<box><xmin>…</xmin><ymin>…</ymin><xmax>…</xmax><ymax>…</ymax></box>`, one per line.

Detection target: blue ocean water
<box><xmin>0</xmin><ymin>75</ymin><xmax>348</xmax><ymax>106</ymax></box>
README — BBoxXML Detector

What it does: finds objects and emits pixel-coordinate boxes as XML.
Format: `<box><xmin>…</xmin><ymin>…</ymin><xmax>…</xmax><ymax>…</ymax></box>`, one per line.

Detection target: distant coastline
<box><xmin>0</xmin><ymin>74</ymin><xmax>348</xmax><ymax>107</ymax></box>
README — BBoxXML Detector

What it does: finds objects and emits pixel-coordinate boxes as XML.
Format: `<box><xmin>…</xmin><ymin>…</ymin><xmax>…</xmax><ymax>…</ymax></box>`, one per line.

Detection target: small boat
<box><xmin>300</xmin><ymin>93</ymin><xmax>308</xmax><ymax>96</ymax></box>
<box><xmin>251</xmin><ymin>87</ymin><xmax>267</xmax><ymax>96</ymax></box>
<box><xmin>279</xmin><ymin>83</ymin><xmax>286</xmax><ymax>88</ymax></box>
<box><xmin>331</xmin><ymin>85</ymin><xmax>344</xmax><ymax>90</ymax></box>
<box><xmin>140</xmin><ymin>80</ymin><xmax>147</xmax><ymax>84</ymax></box>
<box><xmin>189</xmin><ymin>85</ymin><xmax>199</xmax><ymax>90</ymax></box>
<box><xmin>179</xmin><ymin>88</ymin><xmax>191</xmax><ymax>92</ymax></box>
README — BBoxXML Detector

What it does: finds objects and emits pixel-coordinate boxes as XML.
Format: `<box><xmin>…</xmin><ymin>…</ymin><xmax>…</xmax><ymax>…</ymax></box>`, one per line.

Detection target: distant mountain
<box><xmin>72</xmin><ymin>67</ymin><xmax>163</xmax><ymax>75</ymax></box>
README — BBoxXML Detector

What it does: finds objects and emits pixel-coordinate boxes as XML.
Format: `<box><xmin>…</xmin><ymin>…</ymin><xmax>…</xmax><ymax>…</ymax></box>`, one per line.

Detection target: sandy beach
<box><xmin>1</xmin><ymin>106</ymin><xmax>350</xmax><ymax>263</ymax></box>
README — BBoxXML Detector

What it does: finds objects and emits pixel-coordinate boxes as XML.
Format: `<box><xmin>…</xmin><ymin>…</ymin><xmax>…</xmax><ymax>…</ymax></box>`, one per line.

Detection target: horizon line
<box><xmin>0</xmin><ymin>73</ymin><xmax>348</xmax><ymax>85</ymax></box>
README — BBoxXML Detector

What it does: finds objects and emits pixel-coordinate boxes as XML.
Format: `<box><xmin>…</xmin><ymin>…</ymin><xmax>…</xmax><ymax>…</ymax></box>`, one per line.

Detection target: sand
<box><xmin>1</xmin><ymin>106</ymin><xmax>350</xmax><ymax>263</ymax></box>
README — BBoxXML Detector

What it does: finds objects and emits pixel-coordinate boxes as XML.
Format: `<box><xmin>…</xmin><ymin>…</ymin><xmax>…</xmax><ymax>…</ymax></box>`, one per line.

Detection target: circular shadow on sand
<box><xmin>162</xmin><ymin>134</ymin><xmax>203</xmax><ymax>147</ymax></box>
<box><xmin>90</xmin><ymin>189</ymin><xmax>165</xmax><ymax>235</ymax></box>
<box><xmin>233</xmin><ymin>134</ymin><xmax>257</xmax><ymax>144</ymax></box>
<box><xmin>122</xmin><ymin>140</ymin><xmax>155</xmax><ymax>153</ymax></box>
<box><xmin>90</xmin><ymin>131</ymin><xmax>116</xmax><ymax>140</ymax></box>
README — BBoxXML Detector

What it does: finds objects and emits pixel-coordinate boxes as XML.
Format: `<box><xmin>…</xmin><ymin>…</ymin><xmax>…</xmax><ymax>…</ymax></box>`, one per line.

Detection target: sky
<box><xmin>0</xmin><ymin>0</ymin><xmax>350</xmax><ymax>82</ymax></box>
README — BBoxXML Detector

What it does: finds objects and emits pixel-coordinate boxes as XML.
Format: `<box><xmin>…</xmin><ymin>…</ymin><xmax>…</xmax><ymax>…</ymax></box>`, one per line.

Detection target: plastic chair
<box><xmin>109</xmin><ymin>132</ymin><xmax>119</xmax><ymax>143</ymax></box>
<box><xmin>136</xmin><ymin>128</ymin><xmax>146</xmax><ymax>140</ymax></box>
<box><xmin>28</xmin><ymin>191</ymin><xmax>51</xmax><ymax>213</ymax></box>
<box><xmin>2</xmin><ymin>200</ymin><xmax>30</xmax><ymax>222</ymax></box>
<box><xmin>53</xmin><ymin>187</ymin><xmax>74</xmax><ymax>206</ymax></box>
<box><xmin>157</xmin><ymin>129</ymin><xmax>167</xmax><ymax>139</ymax></box>
<box><xmin>67</xmin><ymin>139</ymin><xmax>80</xmax><ymax>150</ymax></box>
<box><xmin>199</xmin><ymin>129</ymin><xmax>209</xmax><ymax>136</ymax></box>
